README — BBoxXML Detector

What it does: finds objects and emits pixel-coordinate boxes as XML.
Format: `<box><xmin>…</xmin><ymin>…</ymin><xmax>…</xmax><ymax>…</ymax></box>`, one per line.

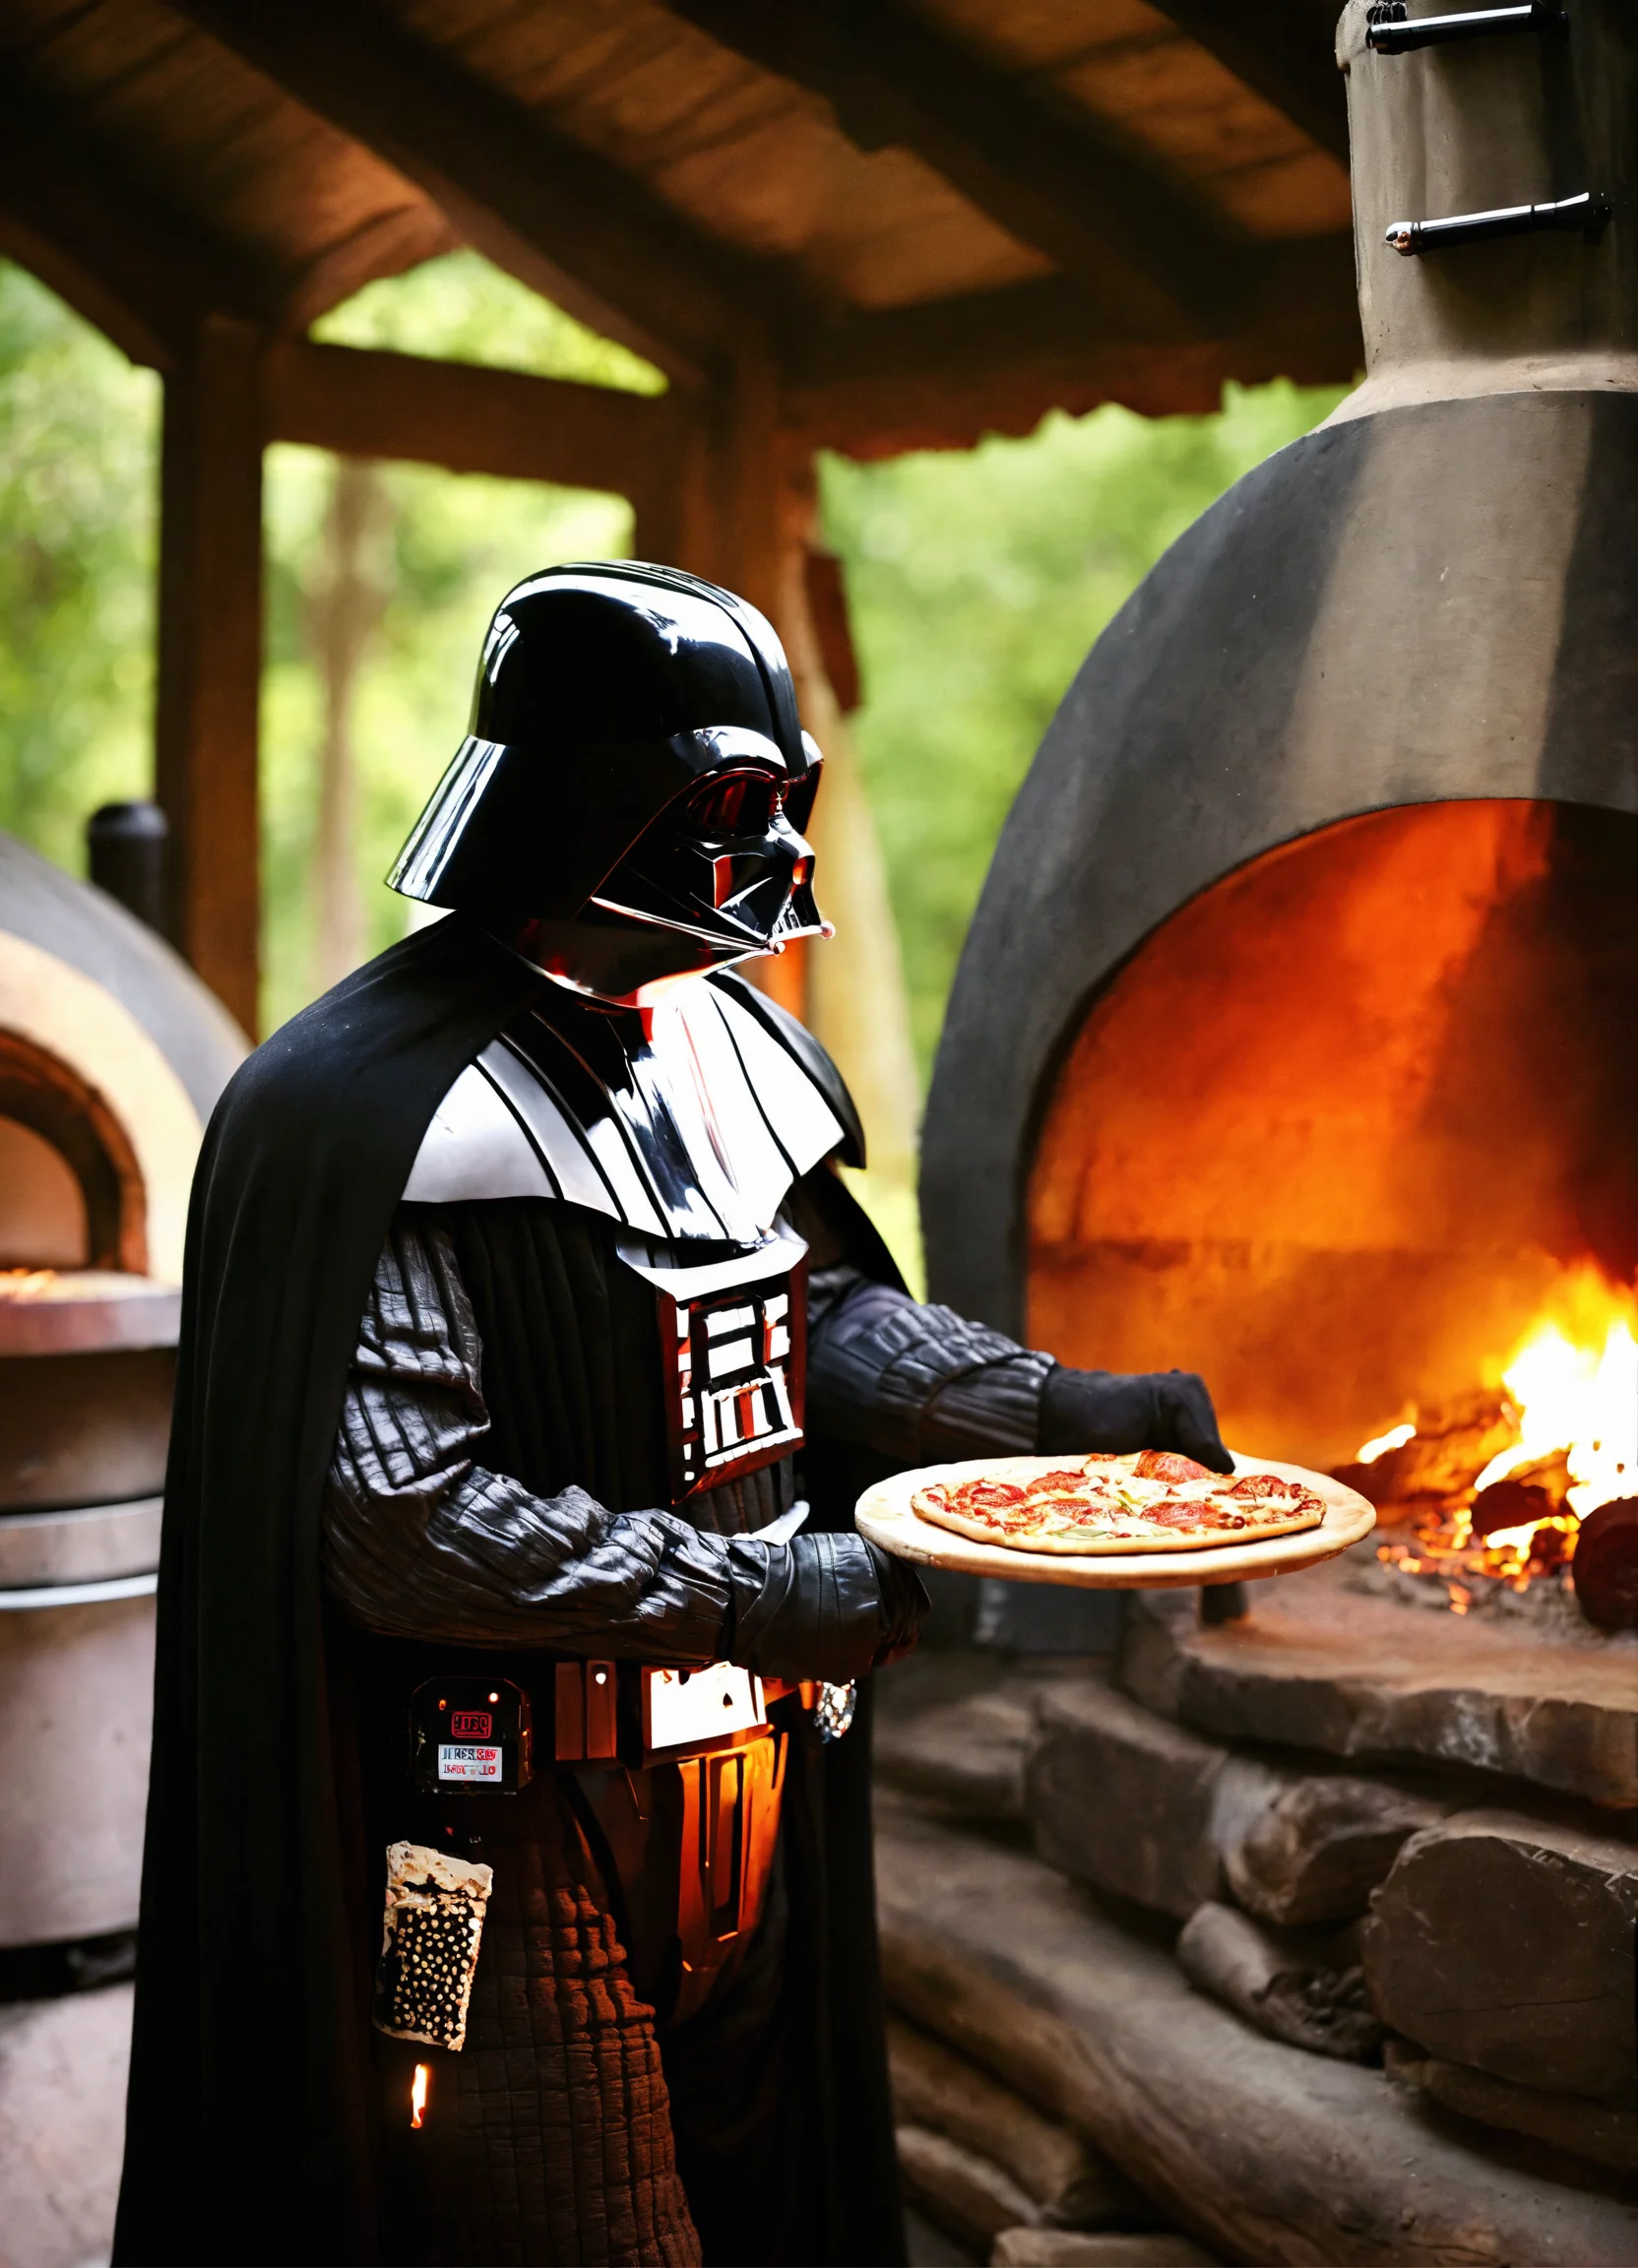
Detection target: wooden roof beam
<box><xmin>0</xmin><ymin>87</ymin><xmax>272</xmax><ymax>368</ymax></box>
<box><xmin>788</xmin><ymin>248</ymin><xmax>1361</xmax><ymax>452</ymax></box>
<box><xmin>665</xmin><ymin>0</ymin><xmax>1251</xmax><ymax>338</ymax></box>
<box><xmin>1145</xmin><ymin>1</ymin><xmax>1350</xmax><ymax>166</ymax></box>
<box><xmin>262</xmin><ymin>338</ymin><xmax>691</xmax><ymax>495</ymax></box>
<box><xmin>165</xmin><ymin>0</ymin><xmax>774</xmax><ymax>387</ymax></box>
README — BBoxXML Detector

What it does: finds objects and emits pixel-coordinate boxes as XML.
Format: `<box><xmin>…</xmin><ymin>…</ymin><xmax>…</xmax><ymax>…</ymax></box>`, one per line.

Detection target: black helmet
<box><xmin>389</xmin><ymin>563</ymin><xmax>827</xmax><ymax>970</ymax></box>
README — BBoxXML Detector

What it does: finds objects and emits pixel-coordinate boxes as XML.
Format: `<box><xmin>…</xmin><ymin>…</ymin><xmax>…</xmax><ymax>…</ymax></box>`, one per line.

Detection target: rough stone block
<box><xmin>875</xmin><ymin>1791</ymin><xmax>1638</xmax><ymax>2265</ymax></box>
<box><xmin>890</xmin><ymin>2017</ymin><xmax>1147</xmax><ymax>2229</ymax></box>
<box><xmin>1385</xmin><ymin>2043</ymin><xmax>1638</xmax><ymax>2176</ymax></box>
<box><xmin>1364</xmin><ymin>1809</ymin><xmax>1638</xmax><ymax>2105</ymax></box>
<box><xmin>1221</xmin><ymin>1768</ymin><xmax>1445</xmax><ymax>1925</ymax></box>
<box><xmin>1025</xmin><ymin>1678</ymin><xmax>1228</xmax><ymax>1919</ymax></box>
<box><xmin>1175</xmin><ymin>1901</ymin><xmax>1382</xmax><ymax>2061</ymax></box>
<box><xmin>876</xmin><ymin>1654</ymin><xmax>1038</xmax><ymax>1823</ymax></box>
<box><xmin>1117</xmin><ymin>1558</ymin><xmax>1638</xmax><ymax>1808</ymax></box>
<box><xmin>1025</xmin><ymin>1673</ymin><xmax>1440</xmax><ymax>1927</ymax></box>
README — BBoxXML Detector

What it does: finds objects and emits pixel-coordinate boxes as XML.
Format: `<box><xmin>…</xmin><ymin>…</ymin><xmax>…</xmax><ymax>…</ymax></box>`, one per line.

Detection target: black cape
<box><xmin>113</xmin><ymin>914</ymin><xmax>905</xmax><ymax>2267</ymax></box>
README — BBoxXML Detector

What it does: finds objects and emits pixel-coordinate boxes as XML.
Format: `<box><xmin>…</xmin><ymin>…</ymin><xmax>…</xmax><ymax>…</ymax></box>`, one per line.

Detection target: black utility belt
<box><xmin>408</xmin><ymin>1661</ymin><xmax>811</xmax><ymax>1796</ymax></box>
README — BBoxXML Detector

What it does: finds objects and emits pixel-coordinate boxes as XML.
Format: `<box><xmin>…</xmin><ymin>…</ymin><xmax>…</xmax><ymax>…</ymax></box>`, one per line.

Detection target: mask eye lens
<box><xmin>688</xmin><ymin>772</ymin><xmax>781</xmax><ymax>838</ymax></box>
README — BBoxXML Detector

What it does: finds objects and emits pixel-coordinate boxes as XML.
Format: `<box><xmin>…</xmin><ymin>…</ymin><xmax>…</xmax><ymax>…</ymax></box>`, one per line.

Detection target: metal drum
<box><xmin>0</xmin><ymin>1502</ymin><xmax>160</xmax><ymax>1944</ymax></box>
<box><xmin>0</xmin><ymin>1280</ymin><xmax>175</xmax><ymax>1945</ymax></box>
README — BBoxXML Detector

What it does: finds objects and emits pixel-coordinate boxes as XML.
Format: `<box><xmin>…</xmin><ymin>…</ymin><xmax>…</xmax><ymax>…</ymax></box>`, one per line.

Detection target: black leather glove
<box><xmin>1038</xmin><ymin>1365</ymin><xmax>1232</xmax><ymax>1475</ymax></box>
<box><xmin>724</xmin><ymin>1530</ymin><xmax>928</xmax><ymax>1682</ymax></box>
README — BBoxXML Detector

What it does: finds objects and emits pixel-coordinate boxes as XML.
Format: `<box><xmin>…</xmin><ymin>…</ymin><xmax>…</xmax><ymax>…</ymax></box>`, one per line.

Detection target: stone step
<box><xmin>890</xmin><ymin>2016</ymin><xmax>1149</xmax><ymax>2230</ymax></box>
<box><xmin>1025</xmin><ymin>1672</ymin><xmax>1445</xmax><ymax>1923</ymax></box>
<box><xmin>875</xmin><ymin>1652</ymin><xmax>1061</xmax><ymax>1823</ymax></box>
<box><xmin>874</xmin><ymin>1794</ymin><xmax>1638</xmax><ymax>2266</ymax></box>
<box><xmin>1116</xmin><ymin>1556</ymin><xmax>1638</xmax><ymax>1807</ymax></box>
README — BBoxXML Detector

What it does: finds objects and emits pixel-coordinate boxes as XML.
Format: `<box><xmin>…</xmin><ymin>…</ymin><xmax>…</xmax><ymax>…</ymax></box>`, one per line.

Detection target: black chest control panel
<box><xmin>409</xmin><ymin>1676</ymin><xmax>533</xmax><ymax>1796</ymax></box>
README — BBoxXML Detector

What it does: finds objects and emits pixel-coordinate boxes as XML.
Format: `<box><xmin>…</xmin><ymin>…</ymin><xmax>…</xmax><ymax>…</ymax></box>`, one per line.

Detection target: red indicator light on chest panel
<box><xmin>410</xmin><ymin>2063</ymin><xmax>430</xmax><ymax>2129</ymax></box>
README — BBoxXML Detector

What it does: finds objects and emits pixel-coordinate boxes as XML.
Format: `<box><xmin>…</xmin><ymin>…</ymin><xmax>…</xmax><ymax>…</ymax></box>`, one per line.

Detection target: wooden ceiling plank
<box><xmin>663</xmin><ymin>0</ymin><xmax>1250</xmax><ymax>335</ymax></box>
<box><xmin>1141</xmin><ymin>0</ymin><xmax>1350</xmax><ymax>165</ymax></box>
<box><xmin>163</xmin><ymin>0</ymin><xmax>775</xmax><ymax>383</ymax></box>
<box><xmin>277</xmin><ymin>204</ymin><xmax>460</xmax><ymax>333</ymax></box>
<box><xmin>0</xmin><ymin>82</ymin><xmax>273</xmax><ymax>366</ymax></box>
<box><xmin>790</xmin><ymin>237</ymin><xmax>1358</xmax><ymax>408</ymax></box>
<box><xmin>263</xmin><ymin>338</ymin><xmax>688</xmax><ymax>493</ymax></box>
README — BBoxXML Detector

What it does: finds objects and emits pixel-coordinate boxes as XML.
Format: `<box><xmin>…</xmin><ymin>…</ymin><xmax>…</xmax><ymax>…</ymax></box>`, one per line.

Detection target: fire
<box><xmin>0</xmin><ymin>1269</ymin><xmax>60</xmax><ymax>1298</ymax></box>
<box><xmin>410</xmin><ymin>2063</ymin><xmax>430</xmax><ymax>2129</ymax></box>
<box><xmin>1355</xmin><ymin>1268</ymin><xmax>1638</xmax><ymax>1608</ymax></box>
<box><xmin>1472</xmin><ymin>1311</ymin><xmax>1638</xmax><ymax>1528</ymax></box>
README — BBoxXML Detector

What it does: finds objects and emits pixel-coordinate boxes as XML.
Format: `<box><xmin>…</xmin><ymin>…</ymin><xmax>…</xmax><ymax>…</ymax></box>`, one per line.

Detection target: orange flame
<box><xmin>1362</xmin><ymin>1268</ymin><xmax>1638</xmax><ymax>1603</ymax></box>
<box><xmin>410</xmin><ymin>2064</ymin><xmax>430</xmax><ymax>2129</ymax></box>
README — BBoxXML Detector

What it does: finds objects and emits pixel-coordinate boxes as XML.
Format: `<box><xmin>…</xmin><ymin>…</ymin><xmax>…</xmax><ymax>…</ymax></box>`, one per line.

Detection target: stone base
<box><xmin>876</xmin><ymin>1794</ymin><xmax>1638</xmax><ymax>2266</ymax></box>
<box><xmin>1118</xmin><ymin>1551</ymin><xmax>1638</xmax><ymax>1807</ymax></box>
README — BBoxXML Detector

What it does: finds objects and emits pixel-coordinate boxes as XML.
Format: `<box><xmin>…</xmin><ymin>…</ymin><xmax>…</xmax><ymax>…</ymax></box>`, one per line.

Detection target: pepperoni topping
<box><xmin>1142</xmin><ymin>1497</ymin><xmax>1212</xmax><ymax>1528</ymax></box>
<box><xmin>1133</xmin><ymin>1450</ymin><xmax>1215</xmax><ymax>1483</ymax></box>
<box><xmin>1227</xmin><ymin>1474</ymin><xmax>1301</xmax><ymax>1501</ymax></box>
<box><xmin>958</xmin><ymin>1480</ymin><xmax>1030</xmax><ymax>1513</ymax></box>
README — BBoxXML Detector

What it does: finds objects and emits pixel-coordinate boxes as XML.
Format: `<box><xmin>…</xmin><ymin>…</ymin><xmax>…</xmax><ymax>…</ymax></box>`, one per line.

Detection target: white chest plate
<box><xmin>401</xmin><ymin>976</ymin><xmax>845</xmax><ymax>1243</ymax></box>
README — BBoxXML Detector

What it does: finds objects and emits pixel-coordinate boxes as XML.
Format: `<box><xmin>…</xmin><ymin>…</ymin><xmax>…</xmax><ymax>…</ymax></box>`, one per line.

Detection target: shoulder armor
<box><xmin>402</xmin><ymin>972</ymin><xmax>851</xmax><ymax>1236</ymax></box>
<box><xmin>707</xmin><ymin>970</ymin><xmax>865</xmax><ymax>1170</ymax></box>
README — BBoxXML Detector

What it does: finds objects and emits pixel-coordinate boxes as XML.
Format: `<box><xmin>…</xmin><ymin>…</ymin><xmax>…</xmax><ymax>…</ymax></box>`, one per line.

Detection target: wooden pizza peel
<box><xmin>855</xmin><ymin>1452</ymin><xmax>1375</xmax><ymax>1591</ymax></box>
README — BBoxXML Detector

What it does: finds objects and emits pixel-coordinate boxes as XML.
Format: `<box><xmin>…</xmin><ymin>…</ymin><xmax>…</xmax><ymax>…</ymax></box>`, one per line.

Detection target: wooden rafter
<box><xmin>1146</xmin><ymin>0</ymin><xmax>1350</xmax><ymax>166</ymax></box>
<box><xmin>664</xmin><ymin>0</ymin><xmax>1255</xmax><ymax>337</ymax></box>
<box><xmin>164</xmin><ymin>0</ymin><xmax>779</xmax><ymax>386</ymax></box>
<box><xmin>791</xmin><ymin>237</ymin><xmax>1358</xmax><ymax>402</ymax></box>
<box><xmin>0</xmin><ymin>86</ymin><xmax>272</xmax><ymax>368</ymax></box>
<box><xmin>262</xmin><ymin>339</ymin><xmax>689</xmax><ymax>494</ymax></box>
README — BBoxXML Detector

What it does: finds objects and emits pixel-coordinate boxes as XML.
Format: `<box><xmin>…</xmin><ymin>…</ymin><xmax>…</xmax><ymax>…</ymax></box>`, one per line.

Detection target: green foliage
<box><xmin>265</xmin><ymin>249</ymin><xmax>657</xmax><ymax>1029</ymax></box>
<box><xmin>0</xmin><ymin>246</ymin><xmax>1342</xmax><ymax>1061</ymax></box>
<box><xmin>260</xmin><ymin>448</ymin><xmax>629</xmax><ymax>1033</ymax></box>
<box><xmin>820</xmin><ymin>380</ymin><xmax>1348</xmax><ymax>1075</ymax></box>
<box><xmin>0</xmin><ymin>262</ymin><xmax>158</xmax><ymax>873</ymax></box>
<box><xmin>311</xmin><ymin>249</ymin><xmax>666</xmax><ymax>393</ymax></box>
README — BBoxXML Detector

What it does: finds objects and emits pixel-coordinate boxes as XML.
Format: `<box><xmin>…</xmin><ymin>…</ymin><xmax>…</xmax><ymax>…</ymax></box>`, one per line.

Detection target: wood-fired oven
<box><xmin>0</xmin><ymin>830</ymin><xmax>241</xmax><ymax>1958</ymax></box>
<box><xmin>886</xmin><ymin>6</ymin><xmax>1638</xmax><ymax>2254</ymax></box>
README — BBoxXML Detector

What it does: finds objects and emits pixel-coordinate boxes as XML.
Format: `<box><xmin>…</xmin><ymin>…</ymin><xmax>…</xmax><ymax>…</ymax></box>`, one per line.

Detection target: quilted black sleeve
<box><xmin>805</xmin><ymin>1267</ymin><xmax>1055</xmax><ymax>1465</ymax></box>
<box><xmin>323</xmin><ymin>1217</ymin><xmax>903</xmax><ymax>1673</ymax></box>
<box><xmin>806</xmin><ymin>1264</ymin><xmax>1230</xmax><ymax>1472</ymax></box>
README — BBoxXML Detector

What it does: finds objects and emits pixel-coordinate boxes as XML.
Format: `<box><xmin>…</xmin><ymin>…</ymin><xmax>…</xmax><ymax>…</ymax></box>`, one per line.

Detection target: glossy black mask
<box><xmin>388</xmin><ymin>563</ymin><xmax>828</xmax><ymax>980</ymax></box>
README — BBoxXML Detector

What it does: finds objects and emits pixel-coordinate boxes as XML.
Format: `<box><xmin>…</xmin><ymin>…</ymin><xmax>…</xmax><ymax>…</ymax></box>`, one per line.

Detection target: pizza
<box><xmin>909</xmin><ymin>1448</ymin><xmax>1327</xmax><ymax>1556</ymax></box>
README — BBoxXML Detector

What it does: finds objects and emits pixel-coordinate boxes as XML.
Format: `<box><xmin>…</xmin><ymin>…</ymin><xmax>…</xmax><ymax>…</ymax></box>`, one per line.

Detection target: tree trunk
<box><xmin>306</xmin><ymin>456</ymin><xmax>389</xmax><ymax>997</ymax></box>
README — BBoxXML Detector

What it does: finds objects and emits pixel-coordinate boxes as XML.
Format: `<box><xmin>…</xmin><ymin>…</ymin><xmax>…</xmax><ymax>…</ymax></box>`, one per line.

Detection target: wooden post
<box><xmin>155</xmin><ymin>313</ymin><xmax>264</xmax><ymax>1036</ymax></box>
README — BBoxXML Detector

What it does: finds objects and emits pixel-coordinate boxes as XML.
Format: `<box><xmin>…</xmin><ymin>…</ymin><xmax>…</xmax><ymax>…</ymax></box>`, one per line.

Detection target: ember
<box><xmin>1343</xmin><ymin>1270</ymin><xmax>1638</xmax><ymax>1622</ymax></box>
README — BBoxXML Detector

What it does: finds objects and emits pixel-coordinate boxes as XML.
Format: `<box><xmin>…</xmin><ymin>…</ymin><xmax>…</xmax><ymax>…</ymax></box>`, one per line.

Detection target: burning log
<box><xmin>1332</xmin><ymin>1391</ymin><xmax>1519</xmax><ymax>1522</ymax></box>
<box><xmin>1570</xmin><ymin>1498</ymin><xmax>1638</xmax><ymax>1631</ymax></box>
<box><xmin>1468</xmin><ymin>1478</ymin><xmax>1557</xmax><ymax>1540</ymax></box>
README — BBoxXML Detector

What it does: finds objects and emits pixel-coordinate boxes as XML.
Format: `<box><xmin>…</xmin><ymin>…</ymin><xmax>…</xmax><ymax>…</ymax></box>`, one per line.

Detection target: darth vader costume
<box><xmin>114</xmin><ymin>563</ymin><xmax>1228</xmax><ymax>2268</ymax></box>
